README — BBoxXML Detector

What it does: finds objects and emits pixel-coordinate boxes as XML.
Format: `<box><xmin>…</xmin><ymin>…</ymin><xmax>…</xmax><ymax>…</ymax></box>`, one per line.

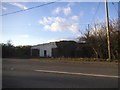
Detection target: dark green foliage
<box><xmin>2</xmin><ymin>41</ymin><xmax>31</xmax><ymax>58</ymax></box>
<box><xmin>2</xmin><ymin>40</ymin><xmax>15</xmax><ymax>58</ymax></box>
<box><xmin>75</xmin><ymin>43</ymin><xmax>94</xmax><ymax>58</ymax></box>
<box><xmin>52</xmin><ymin>41</ymin><xmax>93</xmax><ymax>58</ymax></box>
<box><xmin>14</xmin><ymin>46</ymin><xmax>31</xmax><ymax>58</ymax></box>
<box><xmin>55</xmin><ymin>41</ymin><xmax>76</xmax><ymax>58</ymax></box>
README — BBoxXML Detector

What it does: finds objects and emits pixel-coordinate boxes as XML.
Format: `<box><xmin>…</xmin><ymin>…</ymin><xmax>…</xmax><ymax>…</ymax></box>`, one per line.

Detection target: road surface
<box><xmin>2</xmin><ymin>58</ymin><xmax>119</xmax><ymax>88</ymax></box>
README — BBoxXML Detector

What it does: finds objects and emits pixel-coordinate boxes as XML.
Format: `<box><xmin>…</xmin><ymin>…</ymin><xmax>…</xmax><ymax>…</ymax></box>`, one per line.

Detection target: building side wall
<box><xmin>31</xmin><ymin>42</ymin><xmax>57</xmax><ymax>57</ymax></box>
<box><xmin>39</xmin><ymin>45</ymin><xmax>52</xmax><ymax>57</ymax></box>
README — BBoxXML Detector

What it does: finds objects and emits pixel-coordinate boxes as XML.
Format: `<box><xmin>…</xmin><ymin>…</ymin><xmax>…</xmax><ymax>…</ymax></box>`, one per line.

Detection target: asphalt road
<box><xmin>2</xmin><ymin>58</ymin><xmax>119</xmax><ymax>88</ymax></box>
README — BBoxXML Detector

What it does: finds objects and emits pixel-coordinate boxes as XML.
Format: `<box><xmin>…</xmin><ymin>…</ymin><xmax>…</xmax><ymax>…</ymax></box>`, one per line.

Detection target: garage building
<box><xmin>31</xmin><ymin>42</ymin><xmax>57</xmax><ymax>57</ymax></box>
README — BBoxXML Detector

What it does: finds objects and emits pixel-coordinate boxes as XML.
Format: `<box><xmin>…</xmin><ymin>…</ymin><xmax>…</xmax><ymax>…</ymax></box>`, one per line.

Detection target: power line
<box><xmin>1</xmin><ymin>1</ymin><xmax>58</xmax><ymax>16</ymax></box>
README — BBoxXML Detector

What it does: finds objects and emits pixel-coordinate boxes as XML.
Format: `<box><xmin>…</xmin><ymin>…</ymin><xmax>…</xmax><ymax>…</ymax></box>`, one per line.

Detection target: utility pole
<box><xmin>105</xmin><ymin>0</ymin><xmax>111</xmax><ymax>60</ymax></box>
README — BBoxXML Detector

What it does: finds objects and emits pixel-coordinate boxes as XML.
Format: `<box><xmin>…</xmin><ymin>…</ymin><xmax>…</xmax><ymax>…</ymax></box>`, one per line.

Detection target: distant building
<box><xmin>31</xmin><ymin>41</ymin><xmax>92</xmax><ymax>58</ymax></box>
<box><xmin>31</xmin><ymin>42</ymin><xmax>57</xmax><ymax>57</ymax></box>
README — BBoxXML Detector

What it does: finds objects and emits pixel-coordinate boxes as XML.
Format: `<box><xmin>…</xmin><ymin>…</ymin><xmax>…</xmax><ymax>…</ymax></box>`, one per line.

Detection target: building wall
<box><xmin>31</xmin><ymin>42</ymin><xmax>57</xmax><ymax>57</ymax></box>
<box><xmin>31</xmin><ymin>41</ymin><xmax>93</xmax><ymax>58</ymax></box>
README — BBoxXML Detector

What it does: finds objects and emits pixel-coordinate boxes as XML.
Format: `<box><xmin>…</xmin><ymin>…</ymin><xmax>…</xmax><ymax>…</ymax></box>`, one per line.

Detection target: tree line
<box><xmin>52</xmin><ymin>41</ymin><xmax>93</xmax><ymax>58</ymax></box>
<box><xmin>1</xmin><ymin>19</ymin><xmax>119</xmax><ymax>60</ymax></box>
<box><xmin>78</xmin><ymin>19</ymin><xmax>119</xmax><ymax>59</ymax></box>
<box><xmin>1</xmin><ymin>40</ymin><xmax>31</xmax><ymax>58</ymax></box>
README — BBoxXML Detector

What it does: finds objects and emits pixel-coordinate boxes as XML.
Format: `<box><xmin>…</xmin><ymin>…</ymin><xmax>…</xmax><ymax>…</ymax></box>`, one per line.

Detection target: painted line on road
<box><xmin>35</xmin><ymin>70</ymin><xmax>119</xmax><ymax>78</ymax></box>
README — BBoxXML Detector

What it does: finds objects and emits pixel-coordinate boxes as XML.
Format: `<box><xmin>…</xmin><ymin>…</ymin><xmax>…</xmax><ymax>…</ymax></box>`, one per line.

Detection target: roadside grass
<box><xmin>31</xmin><ymin>57</ymin><xmax>119</xmax><ymax>63</ymax></box>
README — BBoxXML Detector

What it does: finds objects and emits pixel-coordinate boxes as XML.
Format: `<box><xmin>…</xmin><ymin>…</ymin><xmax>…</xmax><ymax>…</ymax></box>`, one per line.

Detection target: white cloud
<box><xmin>71</xmin><ymin>16</ymin><xmax>79</xmax><ymax>21</ymax></box>
<box><xmin>52</xmin><ymin>7</ymin><xmax>62</xmax><ymax>14</ymax></box>
<box><xmin>52</xmin><ymin>6</ymin><xmax>72</xmax><ymax>16</ymax></box>
<box><xmin>48</xmin><ymin>23</ymin><xmax>61</xmax><ymax>32</ymax></box>
<box><xmin>0</xmin><ymin>5</ymin><xmax>7</xmax><ymax>11</ymax></box>
<box><xmin>39</xmin><ymin>16</ymin><xmax>80</xmax><ymax>33</ymax></box>
<box><xmin>43</xmin><ymin>25</ymin><xmax>50</xmax><ymax>30</ymax></box>
<box><xmin>39</xmin><ymin>17</ymin><xmax>51</xmax><ymax>25</ymax></box>
<box><xmin>39</xmin><ymin>17</ymin><xmax>66</xmax><ymax>25</ymax></box>
<box><xmin>9</xmin><ymin>2</ymin><xmax>28</xmax><ymax>10</ymax></box>
<box><xmin>63</xmin><ymin>7</ymin><xmax>71</xmax><ymax>16</ymax></box>
<box><xmin>69</xmin><ymin>24</ymin><xmax>80</xmax><ymax>33</ymax></box>
<box><xmin>44</xmin><ymin>22</ymin><xmax>67</xmax><ymax>32</ymax></box>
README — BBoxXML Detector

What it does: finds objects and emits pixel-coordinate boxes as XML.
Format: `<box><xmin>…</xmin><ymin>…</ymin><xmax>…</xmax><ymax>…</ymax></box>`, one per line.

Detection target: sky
<box><xmin>0</xmin><ymin>1</ymin><xmax>119</xmax><ymax>46</ymax></box>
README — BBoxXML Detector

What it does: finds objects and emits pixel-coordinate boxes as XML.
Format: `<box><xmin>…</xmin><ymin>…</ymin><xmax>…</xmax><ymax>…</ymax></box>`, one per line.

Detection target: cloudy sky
<box><xmin>1</xmin><ymin>1</ymin><xmax>118</xmax><ymax>46</ymax></box>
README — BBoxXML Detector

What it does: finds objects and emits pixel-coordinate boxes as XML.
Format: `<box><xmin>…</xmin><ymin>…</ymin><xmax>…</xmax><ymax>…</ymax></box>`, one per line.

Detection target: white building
<box><xmin>31</xmin><ymin>42</ymin><xmax>57</xmax><ymax>57</ymax></box>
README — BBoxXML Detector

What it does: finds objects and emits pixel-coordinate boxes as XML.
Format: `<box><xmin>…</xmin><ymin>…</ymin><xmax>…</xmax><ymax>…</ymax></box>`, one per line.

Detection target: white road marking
<box><xmin>35</xmin><ymin>69</ymin><xmax>119</xmax><ymax>78</ymax></box>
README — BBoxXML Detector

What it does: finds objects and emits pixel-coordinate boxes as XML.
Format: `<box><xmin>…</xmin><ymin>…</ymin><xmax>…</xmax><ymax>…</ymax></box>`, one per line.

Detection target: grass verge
<box><xmin>31</xmin><ymin>57</ymin><xmax>119</xmax><ymax>63</ymax></box>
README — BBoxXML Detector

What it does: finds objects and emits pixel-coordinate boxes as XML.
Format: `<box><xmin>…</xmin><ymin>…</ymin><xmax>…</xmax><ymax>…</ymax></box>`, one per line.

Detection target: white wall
<box><xmin>31</xmin><ymin>42</ymin><xmax>57</xmax><ymax>57</ymax></box>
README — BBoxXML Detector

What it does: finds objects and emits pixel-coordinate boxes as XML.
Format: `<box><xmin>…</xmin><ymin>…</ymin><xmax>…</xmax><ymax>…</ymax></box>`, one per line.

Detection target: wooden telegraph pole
<box><xmin>105</xmin><ymin>0</ymin><xmax>111</xmax><ymax>60</ymax></box>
